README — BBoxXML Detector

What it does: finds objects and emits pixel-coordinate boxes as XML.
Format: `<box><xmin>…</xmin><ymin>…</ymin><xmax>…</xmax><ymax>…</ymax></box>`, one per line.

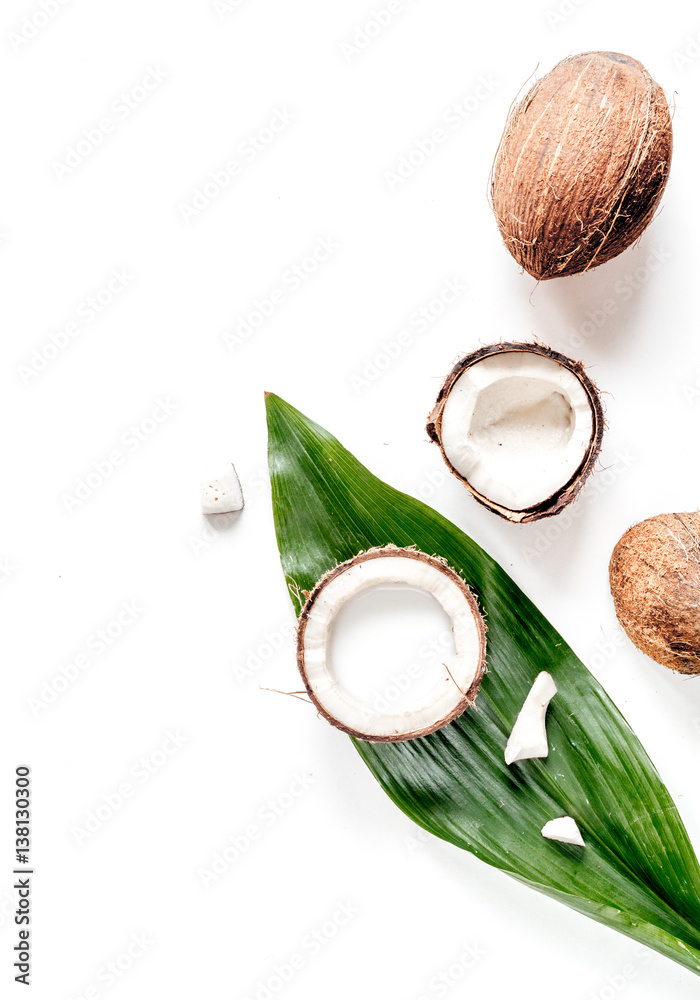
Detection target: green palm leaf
<box><xmin>266</xmin><ymin>391</ymin><xmax>700</xmax><ymax>977</ymax></box>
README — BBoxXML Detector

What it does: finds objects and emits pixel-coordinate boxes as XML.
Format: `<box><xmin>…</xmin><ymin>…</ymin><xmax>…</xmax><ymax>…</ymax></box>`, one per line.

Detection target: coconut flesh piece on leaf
<box><xmin>542</xmin><ymin>816</ymin><xmax>585</xmax><ymax>848</ymax></box>
<box><xmin>296</xmin><ymin>546</ymin><xmax>487</xmax><ymax>742</ymax></box>
<box><xmin>427</xmin><ymin>343</ymin><xmax>604</xmax><ymax>523</ymax></box>
<box><xmin>267</xmin><ymin>392</ymin><xmax>700</xmax><ymax>976</ymax></box>
<box><xmin>504</xmin><ymin>671</ymin><xmax>557</xmax><ymax>765</ymax></box>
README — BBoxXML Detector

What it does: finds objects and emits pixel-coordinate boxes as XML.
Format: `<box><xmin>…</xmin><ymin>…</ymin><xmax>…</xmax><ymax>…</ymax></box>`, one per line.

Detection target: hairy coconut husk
<box><xmin>609</xmin><ymin>512</ymin><xmax>700</xmax><ymax>675</ymax></box>
<box><xmin>491</xmin><ymin>51</ymin><xmax>672</xmax><ymax>280</ymax></box>
<box><xmin>427</xmin><ymin>342</ymin><xmax>605</xmax><ymax>523</ymax></box>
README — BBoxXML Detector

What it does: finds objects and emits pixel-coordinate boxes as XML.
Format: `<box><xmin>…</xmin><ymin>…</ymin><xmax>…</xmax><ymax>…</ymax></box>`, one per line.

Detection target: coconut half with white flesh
<box><xmin>296</xmin><ymin>546</ymin><xmax>487</xmax><ymax>742</ymax></box>
<box><xmin>427</xmin><ymin>343</ymin><xmax>604</xmax><ymax>523</ymax></box>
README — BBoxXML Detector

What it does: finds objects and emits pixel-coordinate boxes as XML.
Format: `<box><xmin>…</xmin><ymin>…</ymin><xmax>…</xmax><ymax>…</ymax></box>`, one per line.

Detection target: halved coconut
<box><xmin>296</xmin><ymin>546</ymin><xmax>487</xmax><ymax>742</ymax></box>
<box><xmin>427</xmin><ymin>343</ymin><xmax>604</xmax><ymax>523</ymax></box>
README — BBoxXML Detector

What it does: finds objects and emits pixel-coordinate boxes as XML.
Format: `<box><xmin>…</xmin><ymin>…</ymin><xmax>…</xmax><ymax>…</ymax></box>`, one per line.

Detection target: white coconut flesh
<box><xmin>440</xmin><ymin>352</ymin><xmax>593</xmax><ymax>511</ymax></box>
<box><xmin>330</xmin><ymin>585</ymin><xmax>454</xmax><ymax>712</ymax></box>
<box><xmin>505</xmin><ymin>671</ymin><xmax>558</xmax><ymax>765</ymax></box>
<box><xmin>541</xmin><ymin>816</ymin><xmax>585</xmax><ymax>847</ymax></box>
<box><xmin>201</xmin><ymin>463</ymin><xmax>244</xmax><ymax>514</ymax></box>
<box><xmin>299</xmin><ymin>553</ymin><xmax>485</xmax><ymax>741</ymax></box>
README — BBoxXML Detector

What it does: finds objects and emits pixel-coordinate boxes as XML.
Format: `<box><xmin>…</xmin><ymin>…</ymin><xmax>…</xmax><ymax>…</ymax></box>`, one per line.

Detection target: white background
<box><xmin>2</xmin><ymin>0</ymin><xmax>700</xmax><ymax>997</ymax></box>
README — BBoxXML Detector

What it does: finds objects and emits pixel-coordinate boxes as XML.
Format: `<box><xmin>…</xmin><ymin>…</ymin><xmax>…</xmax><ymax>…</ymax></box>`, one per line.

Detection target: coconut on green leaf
<box><xmin>266</xmin><ymin>392</ymin><xmax>700</xmax><ymax>977</ymax></box>
<box><xmin>296</xmin><ymin>546</ymin><xmax>486</xmax><ymax>742</ymax></box>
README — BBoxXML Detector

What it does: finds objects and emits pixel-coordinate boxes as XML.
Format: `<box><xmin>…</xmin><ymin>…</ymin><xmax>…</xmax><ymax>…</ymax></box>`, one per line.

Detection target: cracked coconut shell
<box><xmin>426</xmin><ymin>342</ymin><xmax>605</xmax><ymax>523</ymax></box>
<box><xmin>609</xmin><ymin>512</ymin><xmax>700</xmax><ymax>675</ymax></box>
<box><xmin>491</xmin><ymin>51</ymin><xmax>672</xmax><ymax>280</ymax></box>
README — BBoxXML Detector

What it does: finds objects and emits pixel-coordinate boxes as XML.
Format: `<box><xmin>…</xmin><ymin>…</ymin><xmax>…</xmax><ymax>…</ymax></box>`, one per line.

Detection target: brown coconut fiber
<box><xmin>609</xmin><ymin>512</ymin><xmax>700</xmax><ymax>675</ymax></box>
<box><xmin>491</xmin><ymin>51</ymin><xmax>673</xmax><ymax>280</ymax></box>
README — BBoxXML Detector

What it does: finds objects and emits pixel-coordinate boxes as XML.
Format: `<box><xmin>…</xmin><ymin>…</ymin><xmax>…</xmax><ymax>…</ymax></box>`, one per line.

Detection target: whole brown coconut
<box><xmin>491</xmin><ymin>51</ymin><xmax>673</xmax><ymax>280</ymax></box>
<box><xmin>609</xmin><ymin>512</ymin><xmax>700</xmax><ymax>675</ymax></box>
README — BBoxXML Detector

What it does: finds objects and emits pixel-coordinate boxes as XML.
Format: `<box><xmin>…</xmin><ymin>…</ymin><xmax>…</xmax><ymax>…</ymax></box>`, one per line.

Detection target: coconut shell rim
<box><xmin>426</xmin><ymin>341</ymin><xmax>606</xmax><ymax>524</ymax></box>
<box><xmin>296</xmin><ymin>544</ymin><xmax>488</xmax><ymax>742</ymax></box>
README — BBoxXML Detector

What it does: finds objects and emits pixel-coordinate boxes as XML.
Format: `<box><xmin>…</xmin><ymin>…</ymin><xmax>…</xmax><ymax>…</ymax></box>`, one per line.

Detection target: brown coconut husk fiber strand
<box><xmin>491</xmin><ymin>51</ymin><xmax>672</xmax><ymax>280</ymax></box>
<box><xmin>609</xmin><ymin>512</ymin><xmax>700</xmax><ymax>675</ymax></box>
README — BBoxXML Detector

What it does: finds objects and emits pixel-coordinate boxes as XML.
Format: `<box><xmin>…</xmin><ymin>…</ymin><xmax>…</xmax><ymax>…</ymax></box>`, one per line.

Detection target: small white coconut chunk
<box><xmin>504</xmin><ymin>671</ymin><xmax>557</xmax><ymax>765</ymax></box>
<box><xmin>201</xmin><ymin>463</ymin><xmax>244</xmax><ymax>514</ymax></box>
<box><xmin>541</xmin><ymin>816</ymin><xmax>585</xmax><ymax>847</ymax></box>
<box><xmin>440</xmin><ymin>352</ymin><xmax>593</xmax><ymax>511</ymax></box>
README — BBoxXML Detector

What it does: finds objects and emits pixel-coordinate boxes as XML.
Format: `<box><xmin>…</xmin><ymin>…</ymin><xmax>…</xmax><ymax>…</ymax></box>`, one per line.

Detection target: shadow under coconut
<box><xmin>637</xmin><ymin>648</ymin><xmax>700</xmax><ymax>712</ymax></box>
<box><xmin>609</xmin><ymin>648</ymin><xmax>700</xmax><ymax>798</ymax></box>
<box><xmin>526</xmin><ymin>237</ymin><xmax>667</xmax><ymax>357</ymax></box>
